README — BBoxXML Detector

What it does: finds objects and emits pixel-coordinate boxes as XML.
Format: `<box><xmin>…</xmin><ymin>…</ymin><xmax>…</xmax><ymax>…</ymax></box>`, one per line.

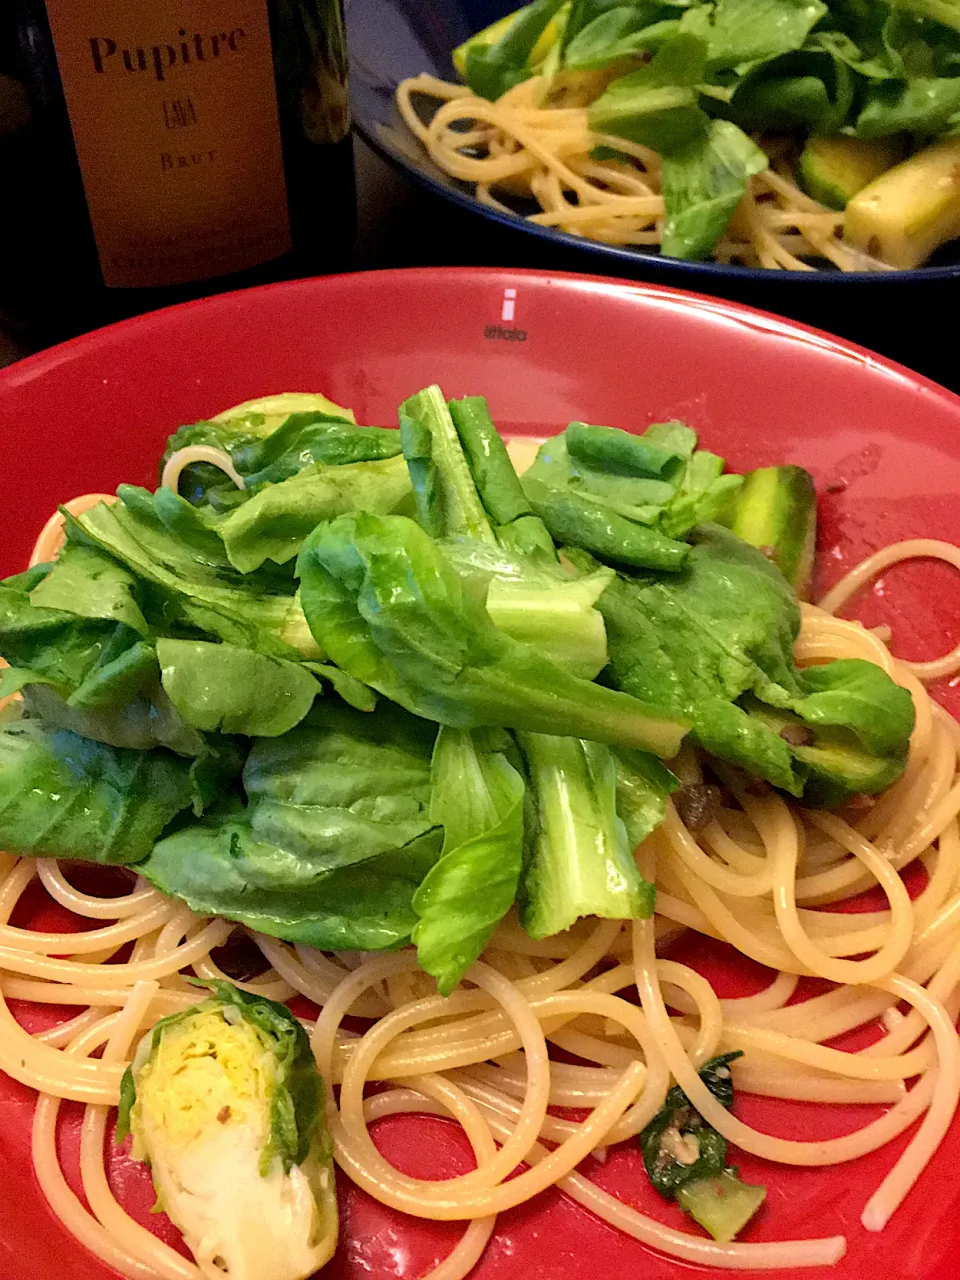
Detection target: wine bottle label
<box><xmin>44</xmin><ymin>0</ymin><xmax>292</xmax><ymax>290</ymax></box>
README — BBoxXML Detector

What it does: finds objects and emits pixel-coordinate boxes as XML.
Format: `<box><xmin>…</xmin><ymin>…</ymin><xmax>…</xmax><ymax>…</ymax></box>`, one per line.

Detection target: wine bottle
<box><xmin>0</xmin><ymin>0</ymin><xmax>355</xmax><ymax>345</ymax></box>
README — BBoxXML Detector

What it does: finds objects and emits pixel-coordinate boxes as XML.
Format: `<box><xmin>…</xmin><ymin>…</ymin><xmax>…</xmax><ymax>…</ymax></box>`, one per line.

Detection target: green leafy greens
<box><xmin>296</xmin><ymin>509</ymin><xmax>688</xmax><ymax>755</ymax></box>
<box><xmin>0</xmin><ymin>720</ymin><xmax>219</xmax><ymax>865</ymax></box>
<box><xmin>0</xmin><ymin>384</ymin><xmax>915</xmax><ymax>1024</ymax></box>
<box><xmin>567</xmin><ymin>524</ymin><xmax>914</xmax><ymax>801</ymax></box>
<box><xmin>413</xmin><ymin>727</ymin><xmax>526</xmax><ymax>993</ymax></box>
<box><xmin>139</xmin><ymin>702</ymin><xmax>444</xmax><ymax>951</ymax></box>
<box><xmin>518</xmin><ymin>733</ymin><xmax>659</xmax><ymax>938</ymax></box>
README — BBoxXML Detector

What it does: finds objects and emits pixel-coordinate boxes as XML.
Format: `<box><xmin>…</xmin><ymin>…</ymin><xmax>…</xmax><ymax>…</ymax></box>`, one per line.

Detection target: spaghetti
<box><xmin>4</xmin><ymin>515</ymin><xmax>960</xmax><ymax>1279</ymax></box>
<box><xmin>395</xmin><ymin>74</ymin><xmax>892</xmax><ymax>272</ymax></box>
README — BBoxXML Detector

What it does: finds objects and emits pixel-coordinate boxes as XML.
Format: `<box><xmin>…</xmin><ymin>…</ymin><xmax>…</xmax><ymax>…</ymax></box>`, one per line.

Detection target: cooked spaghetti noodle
<box><xmin>4</xmin><ymin>512</ymin><xmax>960</xmax><ymax>1278</ymax></box>
<box><xmin>395</xmin><ymin>74</ymin><xmax>892</xmax><ymax>272</ymax></box>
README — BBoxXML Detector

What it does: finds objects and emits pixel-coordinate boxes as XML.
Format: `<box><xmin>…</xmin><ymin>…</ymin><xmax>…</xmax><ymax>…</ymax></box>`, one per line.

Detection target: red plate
<box><xmin>2</xmin><ymin>268</ymin><xmax>960</xmax><ymax>1280</ymax></box>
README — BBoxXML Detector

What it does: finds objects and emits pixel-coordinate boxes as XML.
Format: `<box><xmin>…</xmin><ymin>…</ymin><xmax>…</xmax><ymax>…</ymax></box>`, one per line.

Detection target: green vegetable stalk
<box><xmin>448</xmin><ymin>394</ymin><xmax>556</xmax><ymax>561</ymax></box>
<box><xmin>483</xmin><ymin>566</ymin><xmax>613</xmax><ymax>680</ymax></box>
<box><xmin>399</xmin><ymin>385</ymin><xmax>496</xmax><ymax>542</ymax></box>
<box><xmin>640</xmin><ymin>1051</ymin><xmax>766</xmax><ymax>1242</ymax></box>
<box><xmin>522</xmin><ymin>477</ymin><xmax>692</xmax><ymax>570</ymax></box>
<box><xmin>404</xmin><ymin>387</ymin><xmax>610</xmax><ymax>673</ymax></box>
<box><xmin>117</xmin><ymin>981</ymin><xmax>338</xmax><ymax>1280</ymax></box>
<box><xmin>402</xmin><ymin>386</ymin><xmax>556</xmax><ymax>560</ymax></box>
<box><xmin>614</xmin><ymin>746</ymin><xmax>681</xmax><ymax>849</ymax></box>
<box><xmin>522</xmin><ymin>419</ymin><xmax>741</xmax><ymax>554</ymax></box>
<box><xmin>394</xmin><ymin>385</ymin><xmax>664</xmax><ymax>958</ymax></box>
<box><xmin>439</xmin><ymin>537</ymin><xmax>613</xmax><ymax>680</ymax></box>
<box><xmin>723</xmin><ymin>465</ymin><xmax>816</xmax><ymax>599</ymax></box>
<box><xmin>518</xmin><ymin>733</ymin><xmax>657</xmax><ymax>938</ymax></box>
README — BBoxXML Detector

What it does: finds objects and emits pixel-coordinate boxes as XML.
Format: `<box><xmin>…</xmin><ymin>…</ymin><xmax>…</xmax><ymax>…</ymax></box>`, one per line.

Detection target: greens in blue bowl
<box><xmin>347</xmin><ymin>0</ymin><xmax>960</xmax><ymax>383</ymax></box>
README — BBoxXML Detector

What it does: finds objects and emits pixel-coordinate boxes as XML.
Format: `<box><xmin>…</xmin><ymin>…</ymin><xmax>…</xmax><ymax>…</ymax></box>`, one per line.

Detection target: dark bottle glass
<box><xmin>0</xmin><ymin>0</ymin><xmax>355</xmax><ymax>346</ymax></box>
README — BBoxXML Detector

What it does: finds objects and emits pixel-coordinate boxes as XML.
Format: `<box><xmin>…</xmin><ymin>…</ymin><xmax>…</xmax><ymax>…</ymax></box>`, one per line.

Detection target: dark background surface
<box><xmin>0</xmin><ymin>136</ymin><xmax>380</xmax><ymax>368</ymax></box>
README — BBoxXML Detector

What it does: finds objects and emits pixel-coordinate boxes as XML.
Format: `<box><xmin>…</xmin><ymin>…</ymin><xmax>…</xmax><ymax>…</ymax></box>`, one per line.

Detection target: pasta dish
<box><xmin>0</xmin><ymin>386</ymin><xmax>958</xmax><ymax>1279</ymax></box>
<box><xmin>397</xmin><ymin>0</ymin><xmax>960</xmax><ymax>272</ymax></box>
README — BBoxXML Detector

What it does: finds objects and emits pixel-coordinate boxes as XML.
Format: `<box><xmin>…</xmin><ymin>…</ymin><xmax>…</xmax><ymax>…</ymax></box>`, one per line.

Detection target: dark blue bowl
<box><xmin>346</xmin><ymin>0</ymin><xmax>958</xmax><ymax>386</ymax></box>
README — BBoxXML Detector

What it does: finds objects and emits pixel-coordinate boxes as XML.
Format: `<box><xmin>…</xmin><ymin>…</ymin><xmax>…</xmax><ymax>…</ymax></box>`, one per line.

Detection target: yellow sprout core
<box><xmin>131</xmin><ymin>1009</ymin><xmax>274</xmax><ymax>1160</ymax></box>
<box><xmin>126</xmin><ymin>1003</ymin><xmax>337</xmax><ymax>1280</ymax></box>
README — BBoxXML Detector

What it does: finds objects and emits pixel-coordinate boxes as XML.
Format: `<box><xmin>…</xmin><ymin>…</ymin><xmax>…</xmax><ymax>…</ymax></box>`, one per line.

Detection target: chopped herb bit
<box><xmin>675</xmin><ymin>782</ymin><xmax>724</xmax><ymax>831</ymax></box>
<box><xmin>640</xmin><ymin>1052</ymin><xmax>766</xmax><ymax>1241</ymax></box>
